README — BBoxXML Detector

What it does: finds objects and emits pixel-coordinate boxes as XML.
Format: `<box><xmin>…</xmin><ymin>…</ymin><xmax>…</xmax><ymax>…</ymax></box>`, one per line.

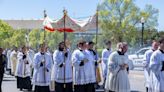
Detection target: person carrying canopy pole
<box><xmin>32</xmin><ymin>44</ymin><xmax>52</xmax><ymax>92</ymax></box>
<box><xmin>51</xmin><ymin>41</ymin><xmax>73</xmax><ymax>92</ymax></box>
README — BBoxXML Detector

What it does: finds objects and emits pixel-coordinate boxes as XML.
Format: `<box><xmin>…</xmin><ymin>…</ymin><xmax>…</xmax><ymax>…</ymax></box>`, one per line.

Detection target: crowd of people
<box><xmin>0</xmin><ymin>37</ymin><xmax>163</xmax><ymax>92</ymax></box>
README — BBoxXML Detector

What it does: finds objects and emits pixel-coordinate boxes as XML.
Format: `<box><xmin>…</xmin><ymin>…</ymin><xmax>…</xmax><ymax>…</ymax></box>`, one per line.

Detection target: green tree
<box><xmin>29</xmin><ymin>29</ymin><xmax>41</xmax><ymax>49</ymax></box>
<box><xmin>158</xmin><ymin>31</ymin><xmax>164</xmax><ymax>38</ymax></box>
<box><xmin>9</xmin><ymin>29</ymin><xmax>26</xmax><ymax>47</ymax></box>
<box><xmin>98</xmin><ymin>0</ymin><xmax>159</xmax><ymax>47</ymax></box>
<box><xmin>46</xmin><ymin>31</ymin><xmax>63</xmax><ymax>50</ymax></box>
<box><xmin>0</xmin><ymin>20</ymin><xmax>13</xmax><ymax>48</ymax></box>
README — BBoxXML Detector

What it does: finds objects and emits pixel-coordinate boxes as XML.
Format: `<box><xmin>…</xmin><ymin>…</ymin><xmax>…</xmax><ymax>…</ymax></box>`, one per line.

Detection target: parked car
<box><xmin>128</xmin><ymin>47</ymin><xmax>151</xmax><ymax>69</ymax></box>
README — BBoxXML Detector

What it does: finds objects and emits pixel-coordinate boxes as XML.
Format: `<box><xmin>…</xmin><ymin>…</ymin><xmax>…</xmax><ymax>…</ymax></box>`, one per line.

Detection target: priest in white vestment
<box><xmin>105</xmin><ymin>42</ymin><xmax>130</xmax><ymax>92</ymax></box>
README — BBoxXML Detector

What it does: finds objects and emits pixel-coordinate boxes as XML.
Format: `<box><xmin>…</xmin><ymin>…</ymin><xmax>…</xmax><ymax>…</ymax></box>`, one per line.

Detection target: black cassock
<box><xmin>17</xmin><ymin>76</ymin><xmax>32</xmax><ymax>90</ymax></box>
<box><xmin>74</xmin><ymin>83</ymin><xmax>95</xmax><ymax>92</ymax></box>
<box><xmin>34</xmin><ymin>85</ymin><xmax>50</xmax><ymax>92</ymax></box>
<box><xmin>55</xmin><ymin>82</ymin><xmax>73</xmax><ymax>92</ymax></box>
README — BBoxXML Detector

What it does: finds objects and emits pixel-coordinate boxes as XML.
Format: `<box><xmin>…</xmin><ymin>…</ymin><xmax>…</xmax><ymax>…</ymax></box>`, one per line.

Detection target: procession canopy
<box><xmin>52</xmin><ymin>14</ymin><xmax>84</xmax><ymax>32</ymax></box>
<box><xmin>82</xmin><ymin>14</ymin><xmax>97</xmax><ymax>31</ymax></box>
<box><xmin>46</xmin><ymin>13</ymin><xmax>97</xmax><ymax>32</ymax></box>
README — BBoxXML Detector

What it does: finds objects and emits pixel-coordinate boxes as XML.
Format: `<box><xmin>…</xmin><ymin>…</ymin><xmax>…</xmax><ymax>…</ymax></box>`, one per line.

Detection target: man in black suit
<box><xmin>0</xmin><ymin>47</ymin><xmax>7</xmax><ymax>92</ymax></box>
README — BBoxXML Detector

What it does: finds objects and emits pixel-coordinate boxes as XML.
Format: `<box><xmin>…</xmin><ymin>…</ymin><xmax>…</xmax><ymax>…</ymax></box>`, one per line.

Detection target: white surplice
<box><xmin>143</xmin><ymin>49</ymin><xmax>154</xmax><ymax>89</ymax></box>
<box><xmin>105</xmin><ymin>51</ymin><xmax>130</xmax><ymax>92</ymax></box>
<box><xmin>149</xmin><ymin>50</ymin><xmax>164</xmax><ymax>92</ymax></box>
<box><xmin>72</xmin><ymin>49</ymin><xmax>96</xmax><ymax>85</ymax></box>
<box><xmin>51</xmin><ymin>49</ymin><xmax>73</xmax><ymax>83</ymax></box>
<box><xmin>32</xmin><ymin>52</ymin><xmax>52</xmax><ymax>86</ymax></box>
<box><xmin>15</xmin><ymin>52</ymin><xmax>32</xmax><ymax>77</ymax></box>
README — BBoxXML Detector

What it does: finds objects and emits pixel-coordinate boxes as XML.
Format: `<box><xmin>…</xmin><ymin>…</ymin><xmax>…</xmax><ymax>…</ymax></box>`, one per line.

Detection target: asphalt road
<box><xmin>2</xmin><ymin>70</ymin><xmax>145</xmax><ymax>92</ymax></box>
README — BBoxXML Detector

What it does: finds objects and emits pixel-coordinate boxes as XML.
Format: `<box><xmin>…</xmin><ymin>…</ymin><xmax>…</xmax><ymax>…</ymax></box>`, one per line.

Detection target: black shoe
<box><xmin>20</xmin><ymin>88</ymin><xmax>23</xmax><ymax>91</ymax></box>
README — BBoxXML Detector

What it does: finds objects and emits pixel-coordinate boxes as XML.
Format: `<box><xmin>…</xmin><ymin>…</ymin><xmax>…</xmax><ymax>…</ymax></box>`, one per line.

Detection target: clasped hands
<box><xmin>40</xmin><ymin>61</ymin><xmax>49</xmax><ymax>72</ymax></box>
<box><xmin>40</xmin><ymin>60</ymin><xmax>45</xmax><ymax>67</ymax></box>
<box><xmin>80</xmin><ymin>58</ymin><xmax>88</xmax><ymax>66</ymax></box>
<box><xmin>120</xmin><ymin>63</ymin><xmax>128</xmax><ymax>70</ymax></box>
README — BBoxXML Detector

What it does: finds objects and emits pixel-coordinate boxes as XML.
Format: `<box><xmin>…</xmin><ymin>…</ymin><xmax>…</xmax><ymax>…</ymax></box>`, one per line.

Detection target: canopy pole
<box><xmin>95</xmin><ymin>8</ymin><xmax>98</xmax><ymax>52</ymax></box>
<box><xmin>43</xmin><ymin>10</ymin><xmax>47</xmax><ymax>83</ymax></box>
<box><xmin>63</xmin><ymin>9</ymin><xmax>67</xmax><ymax>89</ymax></box>
<box><xmin>43</xmin><ymin>10</ymin><xmax>47</xmax><ymax>43</ymax></box>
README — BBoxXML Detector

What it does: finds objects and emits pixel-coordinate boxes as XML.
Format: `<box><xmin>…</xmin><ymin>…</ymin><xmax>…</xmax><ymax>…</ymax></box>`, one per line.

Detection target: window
<box><xmin>137</xmin><ymin>49</ymin><xmax>149</xmax><ymax>55</ymax></box>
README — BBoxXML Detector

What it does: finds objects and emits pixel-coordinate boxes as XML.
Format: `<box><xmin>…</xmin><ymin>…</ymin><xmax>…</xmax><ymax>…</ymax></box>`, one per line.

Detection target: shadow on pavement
<box><xmin>131</xmin><ymin>90</ymin><xmax>141</xmax><ymax>92</ymax></box>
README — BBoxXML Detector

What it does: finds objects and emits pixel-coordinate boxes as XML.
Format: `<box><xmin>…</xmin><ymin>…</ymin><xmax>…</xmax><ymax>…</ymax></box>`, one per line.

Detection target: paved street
<box><xmin>2</xmin><ymin>70</ymin><xmax>145</xmax><ymax>92</ymax></box>
<box><xmin>129</xmin><ymin>70</ymin><xmax>145</xmax><ymax>92</ymax></box>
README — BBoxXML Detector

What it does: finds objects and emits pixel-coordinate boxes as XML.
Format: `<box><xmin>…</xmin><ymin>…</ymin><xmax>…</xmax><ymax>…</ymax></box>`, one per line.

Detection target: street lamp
<box><xmin>141</xmin><ymin>17</ymin><xmax>145</xmax><ymax>47</ymax></box>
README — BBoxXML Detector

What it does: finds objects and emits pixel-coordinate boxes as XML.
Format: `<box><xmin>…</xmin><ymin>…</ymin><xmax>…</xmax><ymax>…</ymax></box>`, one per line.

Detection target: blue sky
<box><xmin>0</xmin><ymin>0</ymin><xmax>163</xmax><ymax>31</ymax></box>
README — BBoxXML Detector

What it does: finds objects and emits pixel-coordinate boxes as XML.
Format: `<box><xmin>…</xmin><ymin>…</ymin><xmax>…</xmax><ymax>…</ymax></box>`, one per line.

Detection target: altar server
<box><xmin>149</xmin><ymin>38</ymin><xmax>164</xmax><ymax>92</ymax></box>
<box><xmin>32</xmin><ymin>44</ymin><xmax>52</xmax><ymax>92</ymax></box>
<box><xmin>143</xmin><ymin>40</ymin><xmax>159</xmax><ymax>92</ymax></box>
<box><xmin>72</xmin><ymin>40</ymin><xmax>96</xmax><ymax>92</ymax></box>
<box><xmin>51</xmin><ymin>41</ymin><xmax>73</xmax><ymax>92</ymax></box>
<box><xmin>10</xmin><ymin>47</ymin><xmax>18</xmax><ymax>75</ymax></box>
<box><xmin>102</xmin><ymin>40</ymin><xmax>112</xmax><ymax>79</ymax></box>
<box><xmin>15</xmin><ymin>46</ymin><xmax>32</xmax><ymax>91</ymax></box>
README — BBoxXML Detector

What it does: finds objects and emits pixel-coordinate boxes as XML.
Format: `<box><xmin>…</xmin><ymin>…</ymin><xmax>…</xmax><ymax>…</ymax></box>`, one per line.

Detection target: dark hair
<box><xmin>159</xmin><ymin>37</ymin><xmax>164</xmax><ymax>44</ymax></box>
<box><xmin>105</xmin><ymin>40</ymin><xmax>111</xmax><ymax>45</ymax></box>
<box><xmin>88</xmin><ymin>41</ymin><xmax>94</xmax><ymax>45</ymax></box>
<box><xmin>77</xmin><ymin>40</ymin><xmax>86</xmax><ymax>46</ymax></box>
<box><xmin>58</xmin><ymin>41</ymin><xmax>64</xmax><ymax>46</ymax></box>
<box><xmin>22</xmin><ymin>45</ymin><xmax>26</xmax><ymax>49</ymax></box>
<box><xmin>39</xmin><ymin>44</ymin><xmax>45</xmax><ymax>48</ymax></box>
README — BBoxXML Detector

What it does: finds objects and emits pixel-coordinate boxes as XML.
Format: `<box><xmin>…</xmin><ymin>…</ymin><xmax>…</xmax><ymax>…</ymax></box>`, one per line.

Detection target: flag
<box><xmin>43</xmin><ymin>16</ymin><xmax>55</xmax><ymax>32</ymax></box>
